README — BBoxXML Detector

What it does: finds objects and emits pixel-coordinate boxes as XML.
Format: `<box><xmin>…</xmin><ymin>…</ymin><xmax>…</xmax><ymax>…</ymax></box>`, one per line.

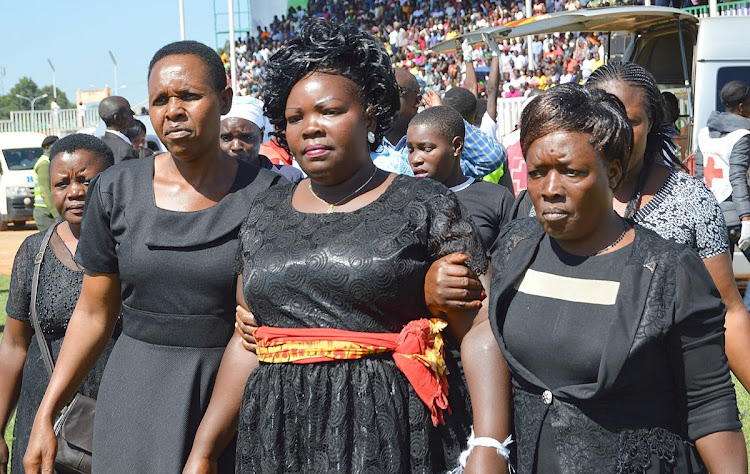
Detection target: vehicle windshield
<box><xmin>2</xmin><ymin>147</ymin><xmax>43</xmax><ymax>170</ymax></box>
<box><xmin>716</xmin><ymin>67</ymin><xmax>750</xmax><ymax>112</ymax></box>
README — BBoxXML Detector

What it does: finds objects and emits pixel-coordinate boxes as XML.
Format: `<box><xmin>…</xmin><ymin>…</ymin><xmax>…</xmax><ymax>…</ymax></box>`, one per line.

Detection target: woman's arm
<box><xmin>461</xmin><ymin>315</ymin><xmax>511</xmax><ymax>474</ymax></box>
<box><xmin>184</xmin><ymin>277</ymin><xmax>259</xmax><ymax>473</ymax></box>
<box><xmin>0</xmin><ymin>318</ymin><xmax>33</xmax><ymax>474</ymax></box>
<box><xmin>672</xmin><ymin>250</ymin><xmax>747</xmax><ymax>471</ymax></box>
<box><xmin>695</xmin><ymin>430</ymin><xmax>747</xmax><ymax>473</ymax></box>
<box><xmin>24</xmin><ymin>271</ymin><xmax>122</xmax><ymax>473</ymax></box>
<box><xmin>702</xmin><ymin>252</ymin><xmax>750</xmax><ymax>391</ymax></box>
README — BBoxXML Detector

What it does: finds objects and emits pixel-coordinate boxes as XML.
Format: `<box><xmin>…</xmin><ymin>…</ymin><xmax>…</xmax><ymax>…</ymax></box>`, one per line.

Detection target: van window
<box><xmin>716</xmin><ymin>67</ymin><xmax>750</xmax><ymax>112</ymax></box>
<box><xmin>2</xmin><ymin>147</ymin><xmax>43</xmax><ymax>170</ymax></box>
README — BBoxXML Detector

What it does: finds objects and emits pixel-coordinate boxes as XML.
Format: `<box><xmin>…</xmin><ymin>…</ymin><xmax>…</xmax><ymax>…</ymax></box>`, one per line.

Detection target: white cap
<box><xmin>222</xmin><ymin>97</ymin><xmax>265</xmax><ymax>131</ymax></box>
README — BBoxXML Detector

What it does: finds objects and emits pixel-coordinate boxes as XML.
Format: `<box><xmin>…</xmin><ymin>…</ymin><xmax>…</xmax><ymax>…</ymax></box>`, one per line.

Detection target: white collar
<box><xmin>106</xmin><ymin>129</ymin><xmax>132</xmax><ymax>145</ymax></box>
<box><xmin>449</xmin><ymin>177</ymin><xmax>474</xmax><ymax>192</ymax></box>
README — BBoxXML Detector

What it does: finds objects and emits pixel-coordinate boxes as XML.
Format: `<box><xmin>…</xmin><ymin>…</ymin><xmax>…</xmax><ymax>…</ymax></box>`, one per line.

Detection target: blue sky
<box><xmin>1</xmin><ymin>1</ymin><xmax>227</xmax><ymax>110</ymax></box>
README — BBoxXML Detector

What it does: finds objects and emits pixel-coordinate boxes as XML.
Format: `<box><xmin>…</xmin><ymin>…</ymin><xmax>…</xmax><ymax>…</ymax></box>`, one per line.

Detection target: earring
<box><xmin>367</xmin><ymin>131</ymin><xmax>375</xmax><ymax>144</ymax></box>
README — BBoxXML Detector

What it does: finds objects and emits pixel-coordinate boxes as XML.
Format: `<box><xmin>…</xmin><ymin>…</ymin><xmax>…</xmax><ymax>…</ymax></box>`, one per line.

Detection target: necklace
<box><xmin>308</xmin><ymin>167</ymin><xmax>379</xmax><ymax>213</ymax></box>
<box><xmin>590</xmin><ymin>218</ymin><xmax>630</xmax><ymax>256</ymax></box>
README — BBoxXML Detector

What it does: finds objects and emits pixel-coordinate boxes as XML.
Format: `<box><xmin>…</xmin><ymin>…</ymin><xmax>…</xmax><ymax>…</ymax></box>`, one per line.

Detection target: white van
<box><xmin>0</xmin><ymin>132</ymin><xmax>46</xmax><ymax>230</ymax></box>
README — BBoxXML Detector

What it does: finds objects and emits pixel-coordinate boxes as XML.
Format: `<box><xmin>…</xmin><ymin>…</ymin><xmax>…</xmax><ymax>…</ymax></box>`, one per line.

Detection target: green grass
<box><xmin>734</xmin><ymin>374</ymin><xmax>750</xmax><ymax>462</ymax></box>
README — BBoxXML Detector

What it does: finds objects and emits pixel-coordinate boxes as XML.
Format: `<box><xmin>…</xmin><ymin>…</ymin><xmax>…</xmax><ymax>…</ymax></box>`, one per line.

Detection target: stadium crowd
<box><xmin>226</xmin><ymin>0</ymin><xmax>613</xmax><ymax>99</ymax></box>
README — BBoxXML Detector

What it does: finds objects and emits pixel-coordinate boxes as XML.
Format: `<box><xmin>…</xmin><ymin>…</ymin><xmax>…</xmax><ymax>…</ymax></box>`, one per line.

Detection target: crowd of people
<box><xmin>0</xmin><ymin>5</ymin><xmax>748</xmax><ymax>474</ymax></box>
<box><xmin>228</xmin><ymin>0</ymin><xmax>613</xmax><ymax>99</ymax></box>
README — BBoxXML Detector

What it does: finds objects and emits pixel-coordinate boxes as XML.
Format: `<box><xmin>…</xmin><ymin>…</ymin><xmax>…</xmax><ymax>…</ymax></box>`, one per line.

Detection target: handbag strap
<box><xmin>30</xmin><ymin>223</ymin><xmax>59</xmax><ymax>379</ymax></box>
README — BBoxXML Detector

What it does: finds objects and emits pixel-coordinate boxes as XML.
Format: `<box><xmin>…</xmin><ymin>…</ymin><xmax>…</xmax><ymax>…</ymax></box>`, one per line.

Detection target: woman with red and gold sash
<box><xmin>183</xmin><ymin>19</ymin><xmax>487</xmax><ymax>474</ymax></box>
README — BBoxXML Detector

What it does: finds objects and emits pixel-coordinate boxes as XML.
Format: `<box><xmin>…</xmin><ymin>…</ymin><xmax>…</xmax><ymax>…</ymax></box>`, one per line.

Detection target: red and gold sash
<box><xmin>255</xmin><ymin>318</ymin><xmax>451</xmax><ymax>426</ymax></box>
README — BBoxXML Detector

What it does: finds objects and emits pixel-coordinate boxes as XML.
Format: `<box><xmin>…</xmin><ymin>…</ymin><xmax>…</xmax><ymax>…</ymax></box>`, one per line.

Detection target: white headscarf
<box><xmin>221</xmin><ymin>97</ymin><xmax>266</xmax><ymax>132</ymax></box>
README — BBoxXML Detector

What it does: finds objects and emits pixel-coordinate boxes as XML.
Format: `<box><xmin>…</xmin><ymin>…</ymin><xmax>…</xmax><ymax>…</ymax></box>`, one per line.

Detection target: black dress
<box><xmin>235</xmin><ymin>175</ymin><xmax>488</xmax><ymax>473</ymax></box>
<box><xmin>6</xmin><ymin>224</ymin><xmax>119</xmax><ymax>474</ymax></box>
<box><xmin>74</xmin><ymin>157</ymin><xmax>280</xmax><ymax>473</ymax></box>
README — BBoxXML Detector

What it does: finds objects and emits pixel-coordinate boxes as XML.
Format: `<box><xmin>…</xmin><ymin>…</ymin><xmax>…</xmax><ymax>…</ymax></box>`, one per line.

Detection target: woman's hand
<box><xmin>425</xmin><ymin>253</ymin><xmax>485</xmax><ymax>318</ymax></box>
<box><xmin>235</xmin><ymin>306</ymin><xmax>259</xmax><ymax>353</ymax></box>
<box><xmin>23</xmin><ymin>415</ymin><xmax>57</xmax><ymax>474</ymax></box>
<box><xmin>183</xmin><ymin>454</ymin><xmax>218</xmax><ymax>474</ymax></box>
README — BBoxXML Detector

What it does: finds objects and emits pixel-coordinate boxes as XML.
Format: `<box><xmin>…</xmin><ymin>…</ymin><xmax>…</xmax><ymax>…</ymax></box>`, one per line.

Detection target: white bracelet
<box><xmin>450</xmin><ymin>427</ymin><xmax>515</xmax><ymax>473</ymax></box>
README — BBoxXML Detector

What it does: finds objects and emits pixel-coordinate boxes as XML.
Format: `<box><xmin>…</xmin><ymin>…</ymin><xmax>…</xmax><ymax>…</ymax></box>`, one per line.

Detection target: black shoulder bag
<box><xmin>30</xmin><ymin>224</ymin><xmax>95</xmax><ymax>474</ymax></box>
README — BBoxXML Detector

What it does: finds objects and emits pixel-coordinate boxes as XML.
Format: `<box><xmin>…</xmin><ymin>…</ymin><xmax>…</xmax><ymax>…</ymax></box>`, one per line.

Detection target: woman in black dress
<box><xmin>0</xmin><ymin>134</ymin><xmax>115</xmax><ymax>474</ymax></box>
<box><xmin>24</xmin><ymin>41</ymin><xmax>280</xmax><ymax>473</ymax></box>
<box><xmin>184</xmin><ymin>19</ymin><xmax>486</xmax><ymax>473</ymax></box>
<box><xmin>459</xmin><ymin>84</ymin><xmax>746</xmax><ymax>473</ymax></box>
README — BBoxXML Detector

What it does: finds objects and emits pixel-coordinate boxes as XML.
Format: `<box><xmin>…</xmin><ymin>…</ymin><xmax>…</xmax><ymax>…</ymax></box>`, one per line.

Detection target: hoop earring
<box><xmin>367</xmin><ymin>131</ymin><xmax>375</xmax><ymax>144</ymax></box>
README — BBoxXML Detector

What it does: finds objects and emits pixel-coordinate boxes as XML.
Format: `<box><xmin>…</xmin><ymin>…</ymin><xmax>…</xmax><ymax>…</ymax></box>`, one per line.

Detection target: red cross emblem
<box><xmin>703</xmin><ymin>155</ymin><xmax>724</xmax><ymax>188</ymax></box>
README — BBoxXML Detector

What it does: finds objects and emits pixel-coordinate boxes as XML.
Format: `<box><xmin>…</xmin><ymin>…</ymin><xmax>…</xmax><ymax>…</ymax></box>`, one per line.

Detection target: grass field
<box><xmin>0</xmin><ymin>273</ymin><xmax>749</xmax><ymax>470</ymax></box>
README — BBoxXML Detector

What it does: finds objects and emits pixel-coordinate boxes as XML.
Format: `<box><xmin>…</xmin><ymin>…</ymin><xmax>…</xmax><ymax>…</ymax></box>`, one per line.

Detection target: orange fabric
<box><xmin>255</xmin><ymin>318</ymin><xmax>451</xmax><ymax>426</ymax></box>
<box><xmin>259</xmin><ymin>139</ymin><xmax>292</xmax><ymax>166</ymax></box>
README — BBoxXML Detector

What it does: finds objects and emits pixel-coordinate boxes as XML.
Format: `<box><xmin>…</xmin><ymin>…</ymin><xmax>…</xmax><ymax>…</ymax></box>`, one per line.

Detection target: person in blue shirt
<box><xmin>372</xmin><ymin>68</ymin><xmax>507</xmax><ymax>178</ymax></box>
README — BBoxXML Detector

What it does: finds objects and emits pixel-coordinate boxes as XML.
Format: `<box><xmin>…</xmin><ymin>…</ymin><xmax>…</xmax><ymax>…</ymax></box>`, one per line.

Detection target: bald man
<box><xmin>99</xmin><ymin>96</ymin><xmax>138</xmax><ymax>163</ymax></box>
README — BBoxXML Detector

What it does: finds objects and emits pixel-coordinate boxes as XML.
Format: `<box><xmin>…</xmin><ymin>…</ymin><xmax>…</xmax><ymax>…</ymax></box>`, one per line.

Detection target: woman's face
<box><xmin>50</xmin><ymin>150</ymin><xmax>106</xmax><ymax>228</ymax></box>
<box><xmin>526</xmin><ymin>131</ymin><xmax>621</xmax><ymax>244</ymax></box>
<box><xmin>597</xmin><ymin>81</ymin><xmax>652</xmax><ymax>178</ymax></box>
<box><xmin>132</xmin><ymin>130</ymin><xmax>147</xmax><ymax>150</ymax></box>
<box><xmin>148</xmin><ymin>54</ymin><xmax>231</xmax><ymax>160</ymax></box>
<box><xmin>284</xmin><ymin>71</ymin><xmax>375</xmax><ymax>184</ymax></box>
<box><xmin>220</xmin><ymin>117</ymin><xmax>263</xmax><ymax>165</ymax></box>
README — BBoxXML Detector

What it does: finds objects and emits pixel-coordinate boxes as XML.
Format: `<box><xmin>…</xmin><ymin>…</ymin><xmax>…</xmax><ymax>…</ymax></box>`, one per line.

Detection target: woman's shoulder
<box><xmin>16</xmin><ymin>230</ymin><xmax>46</xmax><ymax>261</ymax></box>
<box><xmin>93</xmin><ymin>155</ymin><xmax>153</xmax><ymax>193</ymax></box>
<box><xmin>661</xmin><ymin>167</ymin><xmax>717</xmax><ymax>204</ymax></box>
<box><xmin>632</xmin><ymin>223</ymin><xmax>699</xmax><ymax>266</ymax></box>
<box><xmin>392</xmin><ymin>175</ymin><xmax>453</xmax><ymax>201</ymax></box>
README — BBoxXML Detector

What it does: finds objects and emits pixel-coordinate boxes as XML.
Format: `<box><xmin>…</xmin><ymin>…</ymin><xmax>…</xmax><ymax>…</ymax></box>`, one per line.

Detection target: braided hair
<box><xmin>586</xmin><ymin>62</ymin><xmax>684</xmax><ymax>170</ymax></box>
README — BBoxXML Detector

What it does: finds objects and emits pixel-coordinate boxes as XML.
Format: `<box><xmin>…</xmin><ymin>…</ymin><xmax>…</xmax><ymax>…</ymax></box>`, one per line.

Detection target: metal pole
<box><xmin>526</xmin><ymin>0</ymin><xmax>534</xmax><ymax>72</ymax></box>
<box><xmin>47</xmin><ymin>58</ymin><xmax>56</xmax><ymax>99</ymax></box>
<box><xmin>108</xmin><ymin>51</ymin><xmax>118</xmax><ymax>95</ymax></box>
<box><xmin>228</xmin><ymin>0</ymin><xmax>238</xmax><ymax>95</ymax></box>
<box><xmin>179</xmin><ymin>0</ymin><xmax>186</xmax><ymax>40</ymax></box>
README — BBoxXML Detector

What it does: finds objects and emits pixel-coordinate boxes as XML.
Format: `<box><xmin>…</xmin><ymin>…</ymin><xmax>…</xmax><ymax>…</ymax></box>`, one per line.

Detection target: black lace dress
<box><xmin>236</xmin><ymin>175</ymin><xmax>487</xmax><ymax>473</ymax></box>
<box><xmin>6</xmin><ymin>224</ymin><xmax>119</xmax><ymax>474</ymax></box>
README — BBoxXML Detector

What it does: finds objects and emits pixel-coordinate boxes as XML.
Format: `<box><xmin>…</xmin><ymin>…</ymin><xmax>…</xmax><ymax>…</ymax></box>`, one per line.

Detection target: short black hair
<box><xmin>720</xmin><ymin>80</ymin><xmax>750</xmax><ymax>109</ymax></box>
<box><xmin>262</xmin><ymin>18</ymin><xmax>399</xmax><ymax>152</ymax></box>
<box><xmin>41</xmin><ymin>135</ymin><xmax>59</xmax><ymax>149</ymax></box>
<box><xmin>148</xmin><ymin>40</ymin><xmax>227</xmax><ymax>93</ymax></box>
<box><xmin>442</xmin><ymin>87</ymin><xmax>477</xmax><ymax>123</ymax></box>
<box><xmin>49</xmin><ymin>134</ymin><xmax>115</xmax><ymax>170</ymax></box>
<box><xmin>410</xmin><ymin>106</ymin><xmax>465</xmax><ymax>143</ymax></box>
<box><xmin>520</xmin><ymin>83</ymin><xmax>632</xmax><ymax>190</ymax></box>
<box><xmin>124</xmin><ymin>120</ymin><xmax>147</xmax><ymax>141</ymax></box>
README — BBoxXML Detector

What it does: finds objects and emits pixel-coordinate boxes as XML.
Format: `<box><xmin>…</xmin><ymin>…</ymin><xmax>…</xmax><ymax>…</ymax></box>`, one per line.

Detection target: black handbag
<box><xmin>30</xmin><ymin>224</ymin><xmax>95</xmax><ymax>474</ymax></box>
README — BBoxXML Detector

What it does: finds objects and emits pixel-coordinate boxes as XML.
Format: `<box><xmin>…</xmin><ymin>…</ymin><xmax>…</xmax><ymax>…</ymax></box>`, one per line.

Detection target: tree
<box><xmin>0</xmin><ymin>77</ymin><xmax>73</xmax><ymax>119</ymax></box>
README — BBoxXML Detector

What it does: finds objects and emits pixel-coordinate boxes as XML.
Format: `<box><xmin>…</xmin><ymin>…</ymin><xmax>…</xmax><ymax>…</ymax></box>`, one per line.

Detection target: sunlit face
<box><xmin>284</xmin><ymin>72</ymin><xmax>375</xmax><ymax>184</ymax></box>
<box><xmin>526</xmin><ymin>131</ymin><xmax>621</xmax><ymax>243</ymax></box>
<box><xmin>220</xmin><ymin>117</ymin><xmax>263</xmax><ymax>165</ymax></box>
<box><xmin>406</xmin><ymin>123</ymin><xmax>462</xmax><ymax>183</ymax></box>
<box><xmin>148</xmin><ymin>54</ymin><xmax>231</xmax><ymax>160</ymax></box>
<box><xmin>597</xmin><ymin>81</ymin><xmax>652</xmax><ymax>178</ymax></box>
<box><xmin>50</xmin><ymin>150</ymin><xmax>107</xmax><ymax>227</ymax></box>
